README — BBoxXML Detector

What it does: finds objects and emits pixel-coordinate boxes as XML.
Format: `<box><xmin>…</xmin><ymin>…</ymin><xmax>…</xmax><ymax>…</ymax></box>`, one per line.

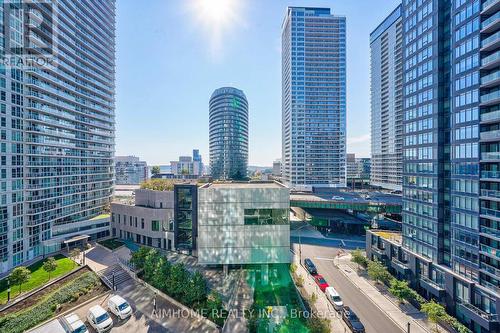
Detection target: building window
<box><xmin>152</xmin><ymin>220</ymin><xmax>160</xmax><ymax>231</ymax></box>
<box><xmin>244</xmin><ymin>209</ymin><xmax>289</xmax><ymax>225</ymax></box>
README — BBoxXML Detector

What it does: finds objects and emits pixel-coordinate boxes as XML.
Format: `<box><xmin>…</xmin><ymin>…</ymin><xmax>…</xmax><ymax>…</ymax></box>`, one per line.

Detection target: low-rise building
<box><xmin>115</xmin><ymin>156</ymin><xmax>148</xmax><ymax>185</ymax></box>
<box><xmin>170</xmin><ymin>150</ymin><xmax>203</xmax><ymax>177</ymax></box>
<box><xmin>111</xmin><ymin>181</ymin><xmax>291</xmax><ymax>267</ymax></box>
<box><xmin>111</xmin><ymin>188</ymin><xmax>175</xmax><ymax>250</ymax></box>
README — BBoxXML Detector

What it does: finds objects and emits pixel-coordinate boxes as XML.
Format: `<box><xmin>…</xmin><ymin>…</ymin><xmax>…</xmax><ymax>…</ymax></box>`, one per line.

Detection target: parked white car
<box><xmin>325</xmin><ymin>286</ymin><xmax>344</xmax><ymax>311</ymax></box>
<box><xmin>60</xmin><ymin>313</ymin><xmax>88</xmax><ymax>333</ymax></box>
<box><xmin>108</xmin><ymin>295</ymin><xmax>132</xmax><ymax>319</ymax></box>
<box><xmin>87</xmin><ymin>305</ymin><xmax>113</xmax><ymax>332</ymax></box>
<box><xmin>331</xmin><ymin>196</ymin><xmax>345</xmax><ymax>201</ymax></box>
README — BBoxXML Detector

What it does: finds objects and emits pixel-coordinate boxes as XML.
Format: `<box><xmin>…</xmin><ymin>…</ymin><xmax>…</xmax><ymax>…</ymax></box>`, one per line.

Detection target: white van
<box><xmin>325</xmin><ymin>286</ymin><xmax>344</xmax><ymax>311</ymax></box>
<box><xmin>108</xmin><ymin>295</ymin><xmax>132</xmax><ymax>320</ymax></box>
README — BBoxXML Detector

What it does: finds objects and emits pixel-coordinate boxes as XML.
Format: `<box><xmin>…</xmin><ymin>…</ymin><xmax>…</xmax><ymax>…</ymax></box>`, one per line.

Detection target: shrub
<box><xmin>421</xmin><ymin>300</ymin><xmax>447</xmax><ymax>333</ymax></box>
<box><xmin>296</xmin><ymin>275</ymin><xmax>304</xmax><ymax>288</ymax></box>
<box><xmin>290</xmin><ymin>263</ymin><xmax>297</xmax><ymax>274</ymax></box>
<box><xmin>0</xmin><ymin>272</ymin><xmax>100</xmax><ymax>333</ymax></box>
<box><xmin>389</xmin><ymin>278</ymin><xmax>413</xmax><ymax>303</ymax></box>
<box><xmin>351</xmin><ymin>249</ymin><xmax>368</xmax><ymax>268</ymax></box>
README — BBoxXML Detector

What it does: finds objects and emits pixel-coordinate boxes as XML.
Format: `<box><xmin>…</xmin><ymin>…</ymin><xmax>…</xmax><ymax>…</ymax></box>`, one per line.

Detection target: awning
<box><xmin>63</xmin><ymin>234</ymin><xmax>90</xmax><ymax>244</ymax></box>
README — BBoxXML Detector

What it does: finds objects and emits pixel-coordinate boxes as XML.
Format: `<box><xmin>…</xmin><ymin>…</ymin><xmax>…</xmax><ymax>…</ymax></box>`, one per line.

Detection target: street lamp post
<box><xmin>7</xmin><ymin>279</ymin><xmax>10</xmax><ymax>303</ymax></box>
<box><xmin>153</xmin><ymin>291</ymin><xmax>157</xmax><ymax>312</ymax></box>
<box><xmin>407</xmin><ymin>322</ymin><xmax>410</xmax><ymax>333</ymax></box>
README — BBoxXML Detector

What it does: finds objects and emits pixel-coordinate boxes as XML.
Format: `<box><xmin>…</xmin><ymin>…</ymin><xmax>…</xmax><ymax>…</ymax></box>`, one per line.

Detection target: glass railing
<box><xmin>481</xmin><ymin>129</ymin><xmax>500</xmax><ymax>139</ymax></box>
<box><xmin>480</xmin><ymin>225</ymin><xmax>500</xmax><ymax>238</ymax></box>
<box><xmin>482</xmin><ymin>152</ymin><xmax>500</xmax><ymax>160</ymax></box>
<box><xmin>482</xmin><ymin>70</ymin><xmax>500</xmax><ymax>85</ymax></box>
<box><xmin>481</xmin><ymin>281</ymin><xmax>500</xmax><ymax>296</ymax></box>
<box><xmin>481</xmin><ymin>189</ymin><xmax>500</xmax><ymax>198</ymax></box>
<box><xmin>482</xmin><ymin>50</ymin><xmax>500</xmax><ymax>67</ymax></box>
<box><xmin>458</xmin><ymin>300</ymin><xmax>499</xmax><ymax>321</ymax></box>
<box><xmin>483</xmin><ymin>0</ymin><xmax>500</xmax><ymax>11</ymax></box>
<box><xmin>481</xmin><ymin>207</ymin><xmax>500</xmax><ymax>218</ymax></box>
<box><xmin>481</xmin><ymin>170</ymin><xmax>500</xmax><ymax>178</ymax></box>
<box><xmin>481</xmin><ymin>109</ymin><xmax>500</xmax><ymax>122</ymax></box>
<box><xmin>481</xmin><ymin>89</ymin><xmax>500</xmax><ymax>103</ymax></box>
<box><xmin>420</xmin><ymin>275</ymin><xmax>445</xmax><ymax>290</ymax></box>
<box><xmin>480</xmin><ymin>243</ymin><xmax>500</xmax><ymax>258</ymax></box>
<box><xmin>482</xmin><ymin>30</ymin><xmax>500</xmax><ymax>48</ymax></box>
<box><xmin>483</xmin><ymin>11</ymin><xmax>500</xmax><ymax>29</ymax></box>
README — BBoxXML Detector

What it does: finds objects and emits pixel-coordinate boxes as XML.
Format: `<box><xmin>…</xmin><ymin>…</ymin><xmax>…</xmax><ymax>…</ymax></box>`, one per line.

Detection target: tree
<box><xmin>351</xmin><ymin>249</ymin><xmax>368</xmax><ymax>269</ymax></box>
<box><xmin>184</xmin><ymin>271</ymin><xmax>207</xmax><ymax>308</ymax></box>
<box><xmin>367</xmin><ymin>260</ymin><xmax>391</xmax><ymax>284</ymax></box>
<box><xmin>43</xmin><ymin>257</ymin><xmax>58</xmax><ymax>281</ymax></box>
<box><xmin>129</xmin><ymin>246</ymin><xmax>151</xmax><ymax>271</ymax></box>
<box><xmin>421</xmin><ymin>300</ymin><xmax>446</xmax><ymax>332</ymax></box>
<box><xmin>151</xmin><ymin>165</ymin><xmax>161</xmax><ymax>175</ymax></box>
<box><xmin>388</xmin><ymin>278</ymin><xmax>413</xmax><ymax>303</ymax></box>
<box><xmin>9</xmin><ymin>266</ymin><xmax>31</xmax><ymax>294</ymax></box>
<box><xmin>69</xmin><ymin>248</ymin><xmax>81</xmax><ymax>268</ymax></box>
<box><xmin>206</xmin><ymin>290</ymin><xmax>224</xmax><ymax>326</ymax></box>
<box><xmin>165</xmin><ymin>263</ymin><xmax>190</xmax><ymax>299</ymax></box>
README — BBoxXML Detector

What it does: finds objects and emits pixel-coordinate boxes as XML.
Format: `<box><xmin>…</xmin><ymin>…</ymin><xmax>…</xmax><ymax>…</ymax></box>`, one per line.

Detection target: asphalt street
<box><xmin>292</xmin><ymin>242</ymin><xmax>404</xmax><ymax>333</ymax></box>
<box><xmin>290</xmin><ymin>235</ymin><xmax>366</xmax><ymax>250</ymax></box>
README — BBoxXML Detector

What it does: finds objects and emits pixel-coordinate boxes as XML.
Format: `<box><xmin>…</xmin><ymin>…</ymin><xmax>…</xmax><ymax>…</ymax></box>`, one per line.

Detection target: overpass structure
<box><xmin>290</xmin><ymin>193</ymin><xmax>402</xmax><ymax>214</ymax></box>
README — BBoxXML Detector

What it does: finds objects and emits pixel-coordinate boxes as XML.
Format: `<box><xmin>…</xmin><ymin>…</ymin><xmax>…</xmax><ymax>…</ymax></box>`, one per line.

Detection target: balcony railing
<box><xmin>481</xmin><ymin>189</ymin><xmax>500</xmax><ymax>199</ymax></box>
<box><xmin>481</xmin><ymin>170</ymin><xmax>500</xmax><ymax>179</ymax></box>
<box><xmin>482</xmin><ymin>11</ymin><xmax>500</xmax><ymax>29</ymax></box>
<box><xmin>482</xmin><ymin>30</ymin><xmax>500</xmax><ymax>49</ymax></box>
<box><xmin>482</xmin><ymin>50</ymin><xmax>500</xmax><ymax>68</ymax></box>
<box><xmin>458</xmin><ymin>300</ymin><xmax>499</xmax><ymax>322</ymax></box>
<box><xmin>482</xmin><ymin>152</ymin><xmax>500</xmax><ymax>160</ymax></box>
<box><xmin>480</xmin><ymin>262</ymin><xmax>500</xmax><ymax>277</ymax></box>
<box><xmin>480</xmin><ymin>243</ymin><xmax>500</xmax><ymax>258</ymax></box>
<box><xmin>481</xmin><ymin>207</ymin><xmax>500</xmax><ymax>219</ymax></box>
<box><xmin>481</xmin><ymin>110</ymin><xmax>500</xmax><ymax>122</ymax></box>
<box><xmin>420</xmin><ymin>275</ymin><xmax>445</xmax><ymax>290</ymax></box>
<box><xmin>481</xmin><ymin>129</ymin><xmax>500</xmax><ymax>140</ymax></box>
<box><xmin>482</xmin><ymin>70</ymin><xmax>500</xmax><ymax>86</ymax></box>
<box><xmin>480</xmin><ymin>225</ymin><xmax>500</xmax><ymax>238</ymax></box>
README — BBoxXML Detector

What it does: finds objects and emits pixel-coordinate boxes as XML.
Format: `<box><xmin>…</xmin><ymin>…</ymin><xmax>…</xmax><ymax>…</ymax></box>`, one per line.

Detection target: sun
<box><xmin>198</xmin><ymin>0</ymin><xmax>233</xmax><ymax>24</ymax></box>
<box><xmin>187</xmin><ymin>0</ymin><xmax>245</xmax><ymax>58</ymax></box>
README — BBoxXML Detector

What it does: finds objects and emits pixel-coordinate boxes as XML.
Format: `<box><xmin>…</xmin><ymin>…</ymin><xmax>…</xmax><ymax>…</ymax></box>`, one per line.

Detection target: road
<box><xmin>292</xmin><ymin>242</ymin><xmax>404</xmax><ymax>333</ymax></box>
<box><xmin>291</xmin><ymin>235</ymin><xmax>366</xmax><ymax>249</ymax></box>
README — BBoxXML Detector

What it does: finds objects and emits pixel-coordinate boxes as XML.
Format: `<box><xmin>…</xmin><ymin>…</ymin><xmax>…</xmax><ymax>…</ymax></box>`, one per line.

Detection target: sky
<box><xmin>115</xmin><ymin>0</ymin><xmax>401</xmax><ymax>166</ymax></box>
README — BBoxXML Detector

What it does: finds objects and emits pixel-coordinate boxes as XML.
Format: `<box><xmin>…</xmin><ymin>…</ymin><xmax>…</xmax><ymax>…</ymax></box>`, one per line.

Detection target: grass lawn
<box><xmin>98</xmin><ymin>238</ymin><xmax>125</xmax><ymax>250</ymax></box>
<box><xmin>0</xmin><ymin>254</ymin><xmax>76</xmax><ymax>304</ymax></box>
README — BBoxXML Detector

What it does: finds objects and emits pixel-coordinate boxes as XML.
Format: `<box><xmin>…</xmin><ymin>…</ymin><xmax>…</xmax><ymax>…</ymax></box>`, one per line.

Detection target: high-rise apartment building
<box><xmin>115</xmin><ymin>156</ymin><xmax>147</xmax><ymax>185</ymax></box>
<box><xmin>370</xmin><ymin>5</ymin><xmax>404</xmax><ymax>191</ymax></box>
<box><xmin>209</xmin><ymin>87</ymin><xmax>248</xmax><ymax>180</ymax></box>
<box><xmin>0</xmin><ymin>0</ymin><xmax>115</xmax><ymax>273</ymax></box>
<box><xmin>281</xmin><ymin>7</ymin><xmax>346</xmax><ymax>189</ymax></box>
<box><xmin>367</xmin><ymin>1</ymin><xmax>500</xmax><ymax>332</ymax></box>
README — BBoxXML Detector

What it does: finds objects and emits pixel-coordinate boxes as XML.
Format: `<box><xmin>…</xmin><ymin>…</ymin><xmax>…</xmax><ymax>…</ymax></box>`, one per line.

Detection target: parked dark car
<box><xmin>342</xmin><ymin>306</ymin><xmax>365</xmax><ymax>333</ymax></box>
<box><xmin>304</xmin><ymin>258</ymin><xmax>317</xmax><ymax>275</ymax></box>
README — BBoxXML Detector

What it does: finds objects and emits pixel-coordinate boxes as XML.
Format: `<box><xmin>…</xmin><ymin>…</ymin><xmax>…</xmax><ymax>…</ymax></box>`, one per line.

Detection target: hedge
<box><xmin>0</xmin><ymin>272</ymin><xmax>100</xmax><ymax>333</ymax></box>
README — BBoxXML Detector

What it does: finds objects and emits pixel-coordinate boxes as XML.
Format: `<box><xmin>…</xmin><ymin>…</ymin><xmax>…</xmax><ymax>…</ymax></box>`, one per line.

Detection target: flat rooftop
<box><xmin>203</xmin><ymin>181</ymin><xmax>286</xmax><ymax>189</ymax></box>
<box><xmin>372</xmin><ymin>230</ymin><xmax>402</xmax><ymax>244</ymax></box>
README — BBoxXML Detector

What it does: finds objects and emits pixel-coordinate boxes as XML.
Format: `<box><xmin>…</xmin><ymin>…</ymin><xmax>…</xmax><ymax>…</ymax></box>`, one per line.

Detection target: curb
<box><xmin>336</xmin><ymin>263</ymin><xmax>406</xmax><ymax>332</ymax></box>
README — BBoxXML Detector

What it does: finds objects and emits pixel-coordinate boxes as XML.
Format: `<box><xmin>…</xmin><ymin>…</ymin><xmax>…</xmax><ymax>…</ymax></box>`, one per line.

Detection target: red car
<box><xmin>314</xmin><ymin>274</ymin><xmax>329</xmax><ymax>292</ymax></box>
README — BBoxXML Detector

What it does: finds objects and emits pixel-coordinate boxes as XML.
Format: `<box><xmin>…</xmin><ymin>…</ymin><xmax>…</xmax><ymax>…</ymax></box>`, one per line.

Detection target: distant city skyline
<box><xmin>115</xmin><ymin>0</ymin><xmax>401</xmax><ymax>165</ymax></box>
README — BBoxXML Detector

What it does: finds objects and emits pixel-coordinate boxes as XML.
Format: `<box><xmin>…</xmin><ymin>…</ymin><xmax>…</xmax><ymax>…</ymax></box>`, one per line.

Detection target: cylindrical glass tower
<box><xmin>209</xmin><ymin>87</ymin><xmax>248</xmax><ymax>180</ymax></box>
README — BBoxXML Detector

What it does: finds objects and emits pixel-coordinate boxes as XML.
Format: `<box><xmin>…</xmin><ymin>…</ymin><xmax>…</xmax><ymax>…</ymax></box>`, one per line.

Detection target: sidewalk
<box><xmin>292</xmin><ymin>254</ymin><xmax>349</xmax><ymax>332</ymax></box>
<box><xmin>336</xmin><ymin>254</ymin><xmax>437</xmax><ymax>333</ymax></box>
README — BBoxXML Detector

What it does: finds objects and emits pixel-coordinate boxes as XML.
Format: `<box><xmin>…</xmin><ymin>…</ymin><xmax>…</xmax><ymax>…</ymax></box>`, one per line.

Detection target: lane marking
<box><xmin>314</xmin><ymin>257</ymin><xmax>335</xmax><ymax>261</ymax></box>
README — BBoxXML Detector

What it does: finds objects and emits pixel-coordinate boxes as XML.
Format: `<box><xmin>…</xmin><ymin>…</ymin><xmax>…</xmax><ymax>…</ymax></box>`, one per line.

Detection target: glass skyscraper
<box><xmin>209</xmin><ymin>87</ymin><xmax>248</xmax><ymax>180</ymax></box>
<box><xmin>0</xmin><ymin>0</ymin><xmax>115</xmax><ymax>273</ymax></box>
<box><xmin>370</xmin><ymin>5</ymin><xmax>404</xmax><ymax>191</ymax></box>
<box><xmin>281</xmin><ymin>7</ymin><xmax>346</xmax><ymax>189</ymax></box>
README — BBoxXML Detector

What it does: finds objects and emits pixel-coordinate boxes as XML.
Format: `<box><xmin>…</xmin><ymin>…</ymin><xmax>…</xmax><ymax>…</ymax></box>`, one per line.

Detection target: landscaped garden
<box><xmin>0</xmin><ymin>254</ymin><xmax>76</xmax><ymax>304</ymax></box>
<box><xmin>98</xmin><ymin>238</ymin><xmax>125</xmax><ymax>250</ymax></box>
<box><xmin>0</xmin><ymin>267</ymin><xmax>105</xmax><ymax>333</ymax></box>
<box><xmin>246</xmin><ymin>264</ymin><xmax>311</xmax><ymax>333</ymax></box>
<box><xmin>130</xmin><ymin>247</ymin><xmax>227</xmax><ymax>326</ymax></box>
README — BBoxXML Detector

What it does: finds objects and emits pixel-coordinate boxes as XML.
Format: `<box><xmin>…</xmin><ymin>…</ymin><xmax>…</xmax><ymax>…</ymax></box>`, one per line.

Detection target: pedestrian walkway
<box><xmin>337</xmin><ymin>254</ymin><xmax>439</xmax><ymax>333</ymax></box>
<box><xmin>222</xmin><ymin>270</ymin><xmax>254</xmax><ymax>333</ymax></box>
<box><xmin>292</xmin><ymin>254</ymin><xmax>349</xmax><ymax>332</ymax></box>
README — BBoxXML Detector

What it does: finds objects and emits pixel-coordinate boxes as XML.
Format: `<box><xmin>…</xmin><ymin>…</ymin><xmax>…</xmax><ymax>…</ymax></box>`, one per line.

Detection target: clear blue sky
<box><xmin>115</xmin><ymin>0</ymin><xmax>401</xmax><ymax>166</ymax></box>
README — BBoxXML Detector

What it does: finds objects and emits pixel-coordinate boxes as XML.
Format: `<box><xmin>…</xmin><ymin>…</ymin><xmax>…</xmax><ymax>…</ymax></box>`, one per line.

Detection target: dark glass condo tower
<box><xmin>400</xmin><ymin>0</ymin><xmax>498</xmax><ymax>331</ymax></box>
